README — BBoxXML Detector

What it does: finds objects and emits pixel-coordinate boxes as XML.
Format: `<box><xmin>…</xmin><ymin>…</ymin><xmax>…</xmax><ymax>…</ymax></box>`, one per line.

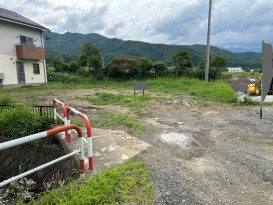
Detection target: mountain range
<box><xmin>44</xmin><ymin>32</ymin><xmax>262</xmax><ymax>68</ymax></box>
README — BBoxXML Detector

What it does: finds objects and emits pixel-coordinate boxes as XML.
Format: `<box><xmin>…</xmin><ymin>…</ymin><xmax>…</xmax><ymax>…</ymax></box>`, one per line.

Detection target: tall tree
<box><xmin>153</xmin><ymin>61</ymin><xmax>167</xmax><ymax>76</ymax></box>
<box><xmin>77</xmin><ymin>53</ymin><xmax>88</xmax><ymax>67</ymax></box>
<box><xmin>172</xmin><ymin>51</ymin><xmax>193</xmax><ymax>76</ymax></box>
<box><xmin>211</xmin><ymin>55</ymin><xmax>227</xmax><ymax>77</ymax></box>
<box><xmin>81</xmin><ymin>42</ymin><xmax>101</xmax><ymax>57</ymax></box>
<box><xmin>52</xmin><ymin>56</ymin><xmax>65</xmax><ymax>72</ymax></box>
<box><xmin>137</xmin><ymin>57</ymin><xmax>153</xmax><ymax>77</ymax></box>
<box><xmin>88</xmin><ymin>56</ymin><xmax>103</xmax><ymax>77</ymax></box>
<box><xmin>107</xmin><ymin>57</ymin><xmax>138</xmax><ymax>77</ymax></box>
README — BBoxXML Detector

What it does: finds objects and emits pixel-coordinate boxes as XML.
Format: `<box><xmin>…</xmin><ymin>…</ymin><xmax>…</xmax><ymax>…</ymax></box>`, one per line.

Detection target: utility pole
<box><xmin>205</xmin><ymin>0</ymin><xmax>212</xmax><ymax>82</ymax></box>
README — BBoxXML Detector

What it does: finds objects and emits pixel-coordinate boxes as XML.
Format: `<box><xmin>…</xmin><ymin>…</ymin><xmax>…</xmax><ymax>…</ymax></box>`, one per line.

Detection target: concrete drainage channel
<box><xmin>0</xmin><ymin>136</ymin><xmax>78</xmax><ymax>203</ymax></box>
<box><xmin>0</xmin><ymin>127</ymin><xmax>151</xmax><ymax>203</ymax></box>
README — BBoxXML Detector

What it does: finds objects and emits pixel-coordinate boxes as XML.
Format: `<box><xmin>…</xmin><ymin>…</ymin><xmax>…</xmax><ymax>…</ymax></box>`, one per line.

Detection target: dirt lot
<box><xmin>142</xmin><ymin>98</ymin><xmax>273</xmax><ymax>204</ymax></box>
<box><xmin>5</xmin><ymin>88</ymin><xmax>273</xmax><ymax>204</ymax></box>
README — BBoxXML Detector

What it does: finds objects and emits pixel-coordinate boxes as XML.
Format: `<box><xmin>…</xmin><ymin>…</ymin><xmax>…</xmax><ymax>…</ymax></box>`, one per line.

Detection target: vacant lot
<box><xmin>2</xmin><ymin>84</ymin><xmax>273</xmax><ymax>204</ymax></box>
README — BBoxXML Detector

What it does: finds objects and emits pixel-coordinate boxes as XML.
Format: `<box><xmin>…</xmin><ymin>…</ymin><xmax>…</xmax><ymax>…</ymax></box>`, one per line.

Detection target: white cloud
<box><xmin>1</xmin><ymin>0</ymin><xmax>273</xmax><ymax>50</ymax></box>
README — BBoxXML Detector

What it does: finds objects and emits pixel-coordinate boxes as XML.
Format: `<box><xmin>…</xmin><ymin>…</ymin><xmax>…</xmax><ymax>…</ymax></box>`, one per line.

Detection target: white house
<box><xmin>0</xmin><ymin>7</ymin><xmax>50</xmax><ymax>88</ymax></box>
<box><xmin>227</xmin><ymin>67</ymin><xmax>244</xmax><ymax>72</ymax></box>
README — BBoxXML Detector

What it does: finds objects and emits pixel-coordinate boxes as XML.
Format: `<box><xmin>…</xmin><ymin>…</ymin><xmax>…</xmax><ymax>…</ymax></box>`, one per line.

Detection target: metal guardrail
<box><xmin>67</xmin><ymin>106</ymin><xmax>94</xmax><ymax>171</ymax></box>
<box><xmin>52</xmin><ymin>99</ymin><xmax>94</xmax><ymax>171</ymax></box>
<box><xmin>0</xmin><ymin>124</ymin><xmax>85</xmax><ymax>188</ymax></box>
<box><xmin>53</xmin><ymin>99</ymin><xmax>68</xmax><ymax>139</ymax></box>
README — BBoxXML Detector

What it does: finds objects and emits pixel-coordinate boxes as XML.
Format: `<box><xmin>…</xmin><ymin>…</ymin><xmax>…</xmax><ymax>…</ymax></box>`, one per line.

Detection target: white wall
<box><xmin>0</xmin><ymin>55</ymin><xmax>18</xmax><ymax>85</ymax></box>
<box><xmin>0</xmin><ymin>20</ymin><xmax>46</xmax><ymax>86</ymax></box>
<box><xmin>0</xmin><ymin>20</ymin><xmax>43</xmax><ymax>56</ymax></box>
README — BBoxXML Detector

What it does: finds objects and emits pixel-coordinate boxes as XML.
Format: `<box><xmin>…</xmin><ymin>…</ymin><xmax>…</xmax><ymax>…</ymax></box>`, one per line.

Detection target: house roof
<box><xmin>0</xmin><ymin>7</ymin><xmax>50</xmax><ymax>31</ymax></box>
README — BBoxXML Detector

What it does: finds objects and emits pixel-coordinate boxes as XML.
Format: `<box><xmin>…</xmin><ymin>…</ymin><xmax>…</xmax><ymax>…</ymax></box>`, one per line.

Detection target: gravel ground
<box><xmin>140</xmin><ymin>98</ymin><xmax>273</xmax><ymax>205</ymax></box>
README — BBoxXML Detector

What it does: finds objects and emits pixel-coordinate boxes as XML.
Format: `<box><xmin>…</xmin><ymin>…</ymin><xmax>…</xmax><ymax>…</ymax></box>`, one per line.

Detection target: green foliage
<box><xmin>137</xmin><ymin>57</ymin><xmax>153</xmax><ymax>77</ymax></box>
<box><xmin>172</xmin><ymin>51</ymin><xmax>193</xmax><ymax>76</ymax></box>
<box><xmin>44</xmin><ymin>32</ymin><xmax>262</xmax><ymax>68</ymax></box>
<box><xmin>85</xmin><ymin>92</ymin><xmax>149</xmax><ymax>113</ymax></box>
<box><xmin>147</xmin><ymin>77</ymin><xmax>238</xmax><ymax>103</ymax></box>
<box><xmin>153</xmin><ymin>61</ymin><xmax>168</xmax><ymax>76</ymax></box>
<box><xmin>211</xmin><ymin>55</ymin><xmax>227</xmax><ymax>69</ymax></box>
<box><xmin>38</xmin><ymin>158</ymin><xmax>155</xmax><ymax>204</ymax></box>
<box><xmin>8</xmin><ymin>73</ymin><xmax>237</xmax><ymax>103</ymax></box>
<box><xmin>239</xmin><ymin>96</ymin><xmax>259</xmax><ymax>106</ymax></box>
<box><xmin>52</xmin><ymin>56</ymin><xmax>65</xmax><ymax>72</ymax></box>
<box><xmin>0</xmin><ymin>106</ymin><xmax>52</xmax><ymax>139</ymax></box>
<box><xmin>68</xmin><ymin>61</ymin><xmax>80</xmax><ymax>73</ymax></box>
<box><xmin>81</xmin><ymin>42</ymin><xmax>102</xmax><ymax>57</ymax></box>
<box><xmin>0</xmin><ymin>96</ymin><xmax>16</xmax><ymax>105</ymax></box>
<box><xmin>47</xmin><ymin>71</ymin><xmax>84</xmax><ymax>84</ymax></box>
<box><xmin>88</xmin><ymin>55</ymin><xmax>104</xmax><ymax>79</ymax></box>
<box><xmin>93</xmin><ymin>111</ymin><xmax>145</xmax><ymax>137</ymax></box>
<box><xmin>107</xmin><ymin>57</ymin><xmax>138</xmax><ymax>77</ymax></box>
<box><xmin>77</xmin><ymin>53</ymin><xmax>88</xmax><ymax>67</ymax></box>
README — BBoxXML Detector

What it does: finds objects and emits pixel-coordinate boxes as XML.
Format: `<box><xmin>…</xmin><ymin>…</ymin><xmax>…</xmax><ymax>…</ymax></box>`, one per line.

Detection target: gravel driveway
<box><xmin>140</xmin><ymin>98</ymin><xmax>273</xmax><ymax>204</ymax></box>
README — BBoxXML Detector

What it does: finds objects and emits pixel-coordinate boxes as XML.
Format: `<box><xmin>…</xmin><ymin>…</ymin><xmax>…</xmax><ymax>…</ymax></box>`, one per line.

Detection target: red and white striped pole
<box><xmin>68</xmin><ymin>107</ymin><xmax>94</xmax><ymax>171</ymax></box>
<box><xmin>67</xmin><ymin>108</ymin><xmax>72</xmax><ymax>143</ymax></box>
<box><xmin>53</xmin><ymin>99</ymin><xmax>68</xmax><ymax>140</ymax></box>
<box><xmin>53</xmin><ymin>99</ymin><xmax>57</xmax><ymax>126</ymax></box>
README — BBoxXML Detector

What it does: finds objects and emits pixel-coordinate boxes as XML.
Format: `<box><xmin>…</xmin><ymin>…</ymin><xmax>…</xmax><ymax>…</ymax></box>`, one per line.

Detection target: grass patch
<box><xmin>238</xmin><ymin>96</ymin><xmax>259</xmax><ymax>106</ymax></box>
<box><xmin>37</xmin><ymin>157</ymin><xmax>155</xmax><ymax>205</ymax></box>
<box><xmin>84</xmin><ymin>92</ymin><xmax>150</xmax><ymax>114</ymax></box>
<box><xmin>0</xmin><ymin>75</ymin><xmax>237</xmax><ymax>103</ymax></box>
<box><xmin>92</xmin><ymin>111</ymin><xmax>145</xmax><ymax>137</ymax></box>
<box><xmin>147</xmin><ymin>78</ymin><xmax>238</xmax><ymax>103</ymax></box>
<box><xmin>221</xmin><ymin>71</ymin><xmax>260</xmax><ymax>77</ymax></box>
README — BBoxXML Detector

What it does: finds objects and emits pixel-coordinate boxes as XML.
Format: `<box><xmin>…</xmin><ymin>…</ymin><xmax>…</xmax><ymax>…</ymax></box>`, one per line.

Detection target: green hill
<box><xmin>44</xmin><ymin>32</ymin><xmax>261</xmax><ymax>68</ymax></box>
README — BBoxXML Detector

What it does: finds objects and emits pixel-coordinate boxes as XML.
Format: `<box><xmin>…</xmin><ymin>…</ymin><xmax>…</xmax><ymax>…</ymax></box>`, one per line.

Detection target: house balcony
<box><xmin>16</xmin><ymin>44</ymin><xmax>45</xmax><ymax>60</ymax></box>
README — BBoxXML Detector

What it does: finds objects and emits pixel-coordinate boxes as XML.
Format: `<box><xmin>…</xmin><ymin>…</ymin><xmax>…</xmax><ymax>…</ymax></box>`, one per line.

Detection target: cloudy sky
<box><xmin>1</xmin><ymin>0</ymin><xmax>272</xmax><ymax>51</ymax></box>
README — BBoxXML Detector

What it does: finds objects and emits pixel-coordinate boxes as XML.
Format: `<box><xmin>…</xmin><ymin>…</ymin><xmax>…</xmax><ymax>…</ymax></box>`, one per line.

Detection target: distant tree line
<box><xmin>51</xmin><ymin>42</ymin><xmax>228</xmax><ymax>80</ymax></box>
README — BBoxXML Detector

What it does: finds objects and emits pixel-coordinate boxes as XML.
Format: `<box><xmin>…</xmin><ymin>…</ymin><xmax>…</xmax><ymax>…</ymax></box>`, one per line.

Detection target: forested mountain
<box><xmin>44</xmin><ymin>32</ymin><xmax>261</xmax><ymax>68</ymax></box>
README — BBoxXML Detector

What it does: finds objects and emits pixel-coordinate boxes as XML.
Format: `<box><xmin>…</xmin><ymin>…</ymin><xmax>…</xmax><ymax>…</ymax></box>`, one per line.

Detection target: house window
<box><xmin>20</xmin><ymin>35</ymin><xmax>34</xmax><ymax>45</ymax></box>
<box><xmin>27</xmin><ymin>37</ymin><xmax>34</xmax><ymax>45</ymax></box>
<box><xmin>33</xmin><ymin>63</ymin><xmax>40</xmax><ymax>74</ymax></box>
<box><xmin>20</xmin><ymin>35</ymin><xmax>26</xmax><ymax>44</ymax></box>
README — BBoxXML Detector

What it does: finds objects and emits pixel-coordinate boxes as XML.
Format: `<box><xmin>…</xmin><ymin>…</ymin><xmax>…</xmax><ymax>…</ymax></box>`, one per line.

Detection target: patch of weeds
<box><xmin>84</xmin><ymin>92</ymin><xmax>150</xmax><ymax>114</ymax></box>
<box><xmin>92</xmin><ymin>111</ymin><xmax>145</xmax><ymax>137</ymax></box>
<box><xmin>239</xmin><ymin>96</ymin><xmax>259</xmax><ymax>106</ymax></box>
<box><xmin>37</xmin><ymin>157</ymin><xmax>156</xmax><ymax>205</ymax></box>
<box><xmin>0</xmin><ymin>96</ymin><xmax>16</xmax><ymax>105</ymax></box>
<box><xmin>70</xmin><ymin>118</ymin><xmax>85</xmax><ymax>127</ymax></box>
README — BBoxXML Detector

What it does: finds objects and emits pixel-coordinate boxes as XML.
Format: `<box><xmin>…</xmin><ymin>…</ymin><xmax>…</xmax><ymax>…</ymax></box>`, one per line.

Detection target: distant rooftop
<box><xmin>0</xmin><ymin>7</ymin><xmax>50</xmax><ymax>31</ymax></box>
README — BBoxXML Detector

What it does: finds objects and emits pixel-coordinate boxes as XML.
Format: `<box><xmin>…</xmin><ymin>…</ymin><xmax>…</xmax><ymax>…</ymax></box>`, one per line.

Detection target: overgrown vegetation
<box><xmin>0</xmin><ymin>97</ymin><xmax>52</xmax><ymax>139</ymax></box>
<box><xmin>37</xmin><ymin>157</ymin><xmax>155</xmax><ymax>204</ymax></box>
<box><xmin>92</xmin><ymin>111</ymin><xmax>145</xmax><ymax>137</ymax></box>
<box><xmin>84</xmin><ymin>92</ymin><xmax>150</xmax><ymax>113</ymax></box>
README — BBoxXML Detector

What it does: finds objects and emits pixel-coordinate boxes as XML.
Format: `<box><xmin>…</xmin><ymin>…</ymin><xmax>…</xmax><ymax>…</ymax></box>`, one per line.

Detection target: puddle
<box><xmin>160</xmin><ymin>132</ymin><xmax>194</xmax><ymax>148</ymax></box>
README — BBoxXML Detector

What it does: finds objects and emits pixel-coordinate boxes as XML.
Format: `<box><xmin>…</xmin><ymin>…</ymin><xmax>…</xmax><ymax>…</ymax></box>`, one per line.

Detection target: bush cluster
<box><xmin>47</xmin><ymin>71</ymin><xmax>84</xmax><ymax>84</ymax></box>
<box><xmin>0</xmin><ymin>106</ymin><xmax>52</xmax><ymax>139</ymax></box>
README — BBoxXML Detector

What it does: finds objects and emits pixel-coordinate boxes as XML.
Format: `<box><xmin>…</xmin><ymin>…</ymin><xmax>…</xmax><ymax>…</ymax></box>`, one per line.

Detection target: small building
<box><xmin>0</xmin><ymin>7</ymin><xmax>50</xmax><ymax>88</ymax></box>
<box><xmin>227</xmin><ymin>67</ymin><xmax>244</xmax><ymax>72</ymax></box>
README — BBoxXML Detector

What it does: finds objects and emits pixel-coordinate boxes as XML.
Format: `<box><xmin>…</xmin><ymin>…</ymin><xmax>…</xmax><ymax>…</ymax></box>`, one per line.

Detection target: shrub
<box><xmin>137</xmin><ymin>57</ymin><xmax>153</xmax><ymax>77</ymax></box>
<box><xmin>52</xmin><ymin>56</ymin><xmax>65</xmax><ymax>72</ymax></box>
<box><xmin>107</xmin><ymin>57</ymin><xmax>138</xmax><ymax>77</ymax></box>
<box><xmin>153</xmin><ymin>61</ymin><xmax>167</xmax><ymax>76</ymax></box>
<box><xmin>0</xmin><ymin>106</ymin><xmax>52</xmax><ymax>139</ymax></box>
<box><xmin>47</xmin><ymin>71</ymin><xmax>82</xmax><ymax>84</ymax></box>
<box><xmin>0</xmin><ymin>96</ymin><xmax>16</xmax><ymax>105</ymax></box>
<box><xmin>68</xmin><ymin>61</ymin><xmax>80</xmax><ymax>73</ymax></box>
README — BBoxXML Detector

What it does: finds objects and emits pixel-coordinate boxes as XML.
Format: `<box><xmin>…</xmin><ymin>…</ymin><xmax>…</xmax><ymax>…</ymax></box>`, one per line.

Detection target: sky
<box><xmin>1</xmin><ymin>0</ymin><xmax>273</xmax><ymax>52</ymax></box>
